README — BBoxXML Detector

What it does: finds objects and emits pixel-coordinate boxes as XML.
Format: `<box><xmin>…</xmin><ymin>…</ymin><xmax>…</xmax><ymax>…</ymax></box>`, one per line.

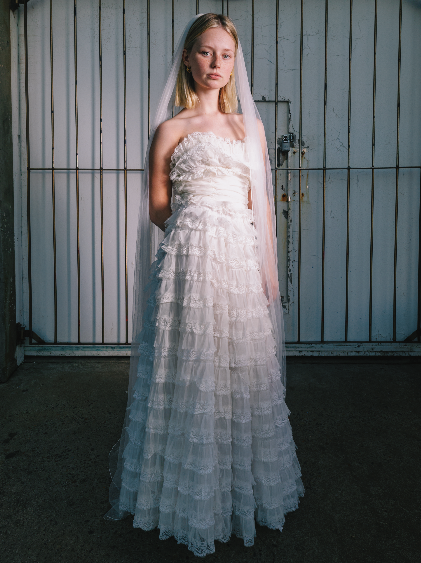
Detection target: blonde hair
<box><xmin>175</xmin><ymin>13</ymin><xmax>239</xmax><ymax>113</ymax></box>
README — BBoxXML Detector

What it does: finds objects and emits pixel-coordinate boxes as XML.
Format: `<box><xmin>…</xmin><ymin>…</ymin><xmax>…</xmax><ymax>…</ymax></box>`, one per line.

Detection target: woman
<box><xmin>105</xmin><ymin>13</ymin><xmax>304</xmax><ymax>557</ymax></box>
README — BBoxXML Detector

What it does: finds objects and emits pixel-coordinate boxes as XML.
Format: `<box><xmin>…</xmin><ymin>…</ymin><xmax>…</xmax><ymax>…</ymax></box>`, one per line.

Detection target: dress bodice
<box><xmin>169</xmin><ymin>131</ymin><xmax>251</xmax><ymax>211</ymax></box>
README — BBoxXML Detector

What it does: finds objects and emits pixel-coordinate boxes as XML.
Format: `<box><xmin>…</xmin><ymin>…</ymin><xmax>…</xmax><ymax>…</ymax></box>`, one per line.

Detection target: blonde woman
<box><xmin>105</xmin><ymin>13</ymin><xmax>304</xmax><ymax>557</ymax></box>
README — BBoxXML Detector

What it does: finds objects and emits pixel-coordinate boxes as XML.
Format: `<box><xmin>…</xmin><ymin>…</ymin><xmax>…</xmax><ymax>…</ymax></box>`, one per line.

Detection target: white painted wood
<box><xmin>13</xmin><ymin>0</ymin><xmax>421</xmax><ymax>351</ymax></box>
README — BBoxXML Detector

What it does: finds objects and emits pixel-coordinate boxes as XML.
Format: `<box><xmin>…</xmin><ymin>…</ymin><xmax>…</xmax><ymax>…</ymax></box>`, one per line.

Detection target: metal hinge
<box><xmin>16</xmin><ymin>323</ymin><xmax>45</xmax><ymax>345</ymax></box>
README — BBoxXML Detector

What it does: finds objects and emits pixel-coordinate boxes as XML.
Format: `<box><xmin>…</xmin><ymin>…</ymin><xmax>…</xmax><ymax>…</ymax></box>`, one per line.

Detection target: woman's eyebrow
<box><xmin>199</xmin><ymin>44</ymin><xmax>234</xmax><ymax>52</ymax></box>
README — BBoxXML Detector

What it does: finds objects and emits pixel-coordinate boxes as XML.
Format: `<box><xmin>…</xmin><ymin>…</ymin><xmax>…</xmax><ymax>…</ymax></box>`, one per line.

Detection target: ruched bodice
<box><xmin>169</xmin><ymin>131</ymin><xmax>251</xmax><ymax>210</ymax></box>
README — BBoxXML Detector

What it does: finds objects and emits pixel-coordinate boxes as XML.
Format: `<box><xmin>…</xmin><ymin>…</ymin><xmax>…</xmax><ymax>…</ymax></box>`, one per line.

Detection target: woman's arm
<box><xmin>256</xmin><ymin>119</ymin><xmax>275</xmax><ymax>245</ymax></box>
<box><xmin>255</xmin><ymin>119</ymin><xmax>280</xmax><ymax>297</ymax></box>
<box><xmin>148</xmin><ymin>121</ymin><xmax>181</xmax><ymax>231</ymax></box>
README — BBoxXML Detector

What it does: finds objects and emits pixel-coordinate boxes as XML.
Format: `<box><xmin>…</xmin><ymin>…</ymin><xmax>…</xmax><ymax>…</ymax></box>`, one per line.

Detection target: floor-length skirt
<box><xmin>112</xmin><ymin>198</ymin><xmax>304</xmax><ymax>557</ymax></box>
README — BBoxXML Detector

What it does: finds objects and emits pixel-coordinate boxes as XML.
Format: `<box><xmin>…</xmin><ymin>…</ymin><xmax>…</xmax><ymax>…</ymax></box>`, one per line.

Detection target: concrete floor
<box><xmin>0</xmin><ymin>356</ymin><xmax>419</xmax><ymax>563</ymax></box>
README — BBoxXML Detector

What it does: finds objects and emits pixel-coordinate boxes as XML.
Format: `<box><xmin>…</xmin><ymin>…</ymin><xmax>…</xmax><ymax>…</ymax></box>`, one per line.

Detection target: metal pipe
<box><xmin>369</xmin><ymin>0</ymin><xmax>377</xmax><ymax>342</ymax></box>
<box><xmin>345</xmin><ymin>0</ymin><xmax>352</xmax><ymax>342</ymax></box>
<box><xmin>24</xmin><ymin>0</ymin><xmax>32</xmax><ymax>344</ymax></box>
<box><xmin>50</xmin><ymin>0</ymin><xmax>57</xmax><ymax>343</ymax></box>
<box><xmin>74</xmin><ymin>0</ymin><xmax>80</xmax><ymax>343</ymax></box>
<box><xmin>99</xmin><ymin>0</ymin><xmax>104</xmax><ymax>343</ymax></box>
<box><xmin>393</xmin><ymin>0</ymin><xmax>402</xmax><ymax>342</ymax></box>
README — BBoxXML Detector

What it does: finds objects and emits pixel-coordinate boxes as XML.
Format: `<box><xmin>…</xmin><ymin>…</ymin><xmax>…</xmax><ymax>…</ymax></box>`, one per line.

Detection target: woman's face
<box><xmin>183</xmin><ymin>26</ymin><xmax>236</xmax><ymax>91</ymax></box>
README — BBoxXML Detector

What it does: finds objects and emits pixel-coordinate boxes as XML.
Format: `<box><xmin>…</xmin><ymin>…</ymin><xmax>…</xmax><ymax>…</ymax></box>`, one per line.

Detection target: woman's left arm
<box><xmin>256</xmin><ymin>120</ymin><xmax>280</xmax><ymax>297</ymax></box>
<box><xmin>256</xmin><ymin>120</ymin><xmax>275</xmax><ymax>246</ymax></box>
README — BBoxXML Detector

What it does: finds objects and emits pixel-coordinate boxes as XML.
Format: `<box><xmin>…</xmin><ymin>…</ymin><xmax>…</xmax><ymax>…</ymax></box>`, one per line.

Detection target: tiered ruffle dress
<box><xmin>114</xmin><ymin>131</ymin><xmax>304</xmax><ymax>556</ymax></box>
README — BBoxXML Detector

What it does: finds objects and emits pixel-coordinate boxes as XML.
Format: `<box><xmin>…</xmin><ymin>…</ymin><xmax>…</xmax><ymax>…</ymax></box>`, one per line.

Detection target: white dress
<box><xmin>117</xmin><ymin>131</ymin><xmax>304</xmax><ymax>557</ymax></box>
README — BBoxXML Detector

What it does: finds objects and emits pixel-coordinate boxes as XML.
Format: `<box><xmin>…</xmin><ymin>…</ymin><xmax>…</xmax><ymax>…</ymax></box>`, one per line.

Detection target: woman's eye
<box><xmin>223</xmin><ymin>54</ymin><xmax>231</xmax><ymax>59</ymax></box>
<box><xmin>201</xmin><ymin>51</ymin><xmax>210</xmax><ymax>56</ymax></box>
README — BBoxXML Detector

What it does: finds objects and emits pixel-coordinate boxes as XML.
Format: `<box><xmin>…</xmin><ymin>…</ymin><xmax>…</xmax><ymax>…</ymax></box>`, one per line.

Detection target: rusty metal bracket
<box><xmin>16</xmin><ymin>323</ymin><xmax>45</xmax><ymax>345</ymax></box>
<box><xmin>10</xmin><ymin>0</ymin><xmax>30</xmax><ymax>13</ymax></box>
<box><xmin>403</xmin><ymin>329</ymin><xmax>421</xmax><ymax>343</ymax></box>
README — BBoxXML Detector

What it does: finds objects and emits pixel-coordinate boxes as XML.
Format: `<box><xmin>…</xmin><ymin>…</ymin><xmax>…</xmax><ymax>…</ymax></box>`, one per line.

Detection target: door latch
<box><xmin>277</xmin><ymin>133</ymin><xmax>296</xmax><ymax>166</ymax></box>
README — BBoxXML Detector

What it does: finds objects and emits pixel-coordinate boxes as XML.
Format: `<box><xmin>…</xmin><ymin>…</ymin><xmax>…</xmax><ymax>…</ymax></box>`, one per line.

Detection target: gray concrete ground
<box><xmin>0</xmin><ymin>356</ymin><xmax>419</xmax><ymax>563</ymax></box>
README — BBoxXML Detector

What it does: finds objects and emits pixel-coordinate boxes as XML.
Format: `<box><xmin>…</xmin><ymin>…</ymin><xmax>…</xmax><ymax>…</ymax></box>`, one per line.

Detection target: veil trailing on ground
<box><xmin>105</xmin><ymin>13</ymin><xmax>286</xmax><ymax>521</ymax></box>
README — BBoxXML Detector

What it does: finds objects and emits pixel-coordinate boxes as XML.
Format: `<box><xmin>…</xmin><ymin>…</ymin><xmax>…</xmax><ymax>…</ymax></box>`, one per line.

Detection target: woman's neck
<box><xmin>193</xmin><ymin>84</ymin><xmax>221</xmax><ymax>116</ymax></box>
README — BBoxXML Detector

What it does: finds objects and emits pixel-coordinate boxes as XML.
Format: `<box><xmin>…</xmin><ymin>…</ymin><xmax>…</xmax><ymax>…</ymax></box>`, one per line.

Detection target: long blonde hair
<box><xmin>174</xmin><ymin>13</ymin><xmax>239</xmax><ymax>113</ymax></box>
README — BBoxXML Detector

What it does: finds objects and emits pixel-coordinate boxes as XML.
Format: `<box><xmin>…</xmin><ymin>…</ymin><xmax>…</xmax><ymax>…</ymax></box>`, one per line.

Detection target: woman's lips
<box><xmin>208</xmin><ymin>73</ymin><xmax>221</xmax><ymax>79</ymax></box>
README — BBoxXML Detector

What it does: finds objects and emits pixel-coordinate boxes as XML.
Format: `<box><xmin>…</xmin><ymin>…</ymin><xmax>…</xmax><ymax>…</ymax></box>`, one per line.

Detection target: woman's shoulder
<box><xmin>155</xmin><ymin>117</ymin><xmax>183</xmax><ymax>140</ymax></box>
<box><xmin>155</xmin><ymin>110</ymin><xmax>194</xmax><ymax>144</ymax></box>
<box><xmin>230</xmin><ymin>112</ymin><xmax>264</xmax><ymax>131</ymax></box>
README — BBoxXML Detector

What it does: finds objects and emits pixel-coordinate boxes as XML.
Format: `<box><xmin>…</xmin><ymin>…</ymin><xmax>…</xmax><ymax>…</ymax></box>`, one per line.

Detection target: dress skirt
<box><xmin>112</xmin><ymin>195</ymin><xmax>304</xmax><ymax>557</ymax></box>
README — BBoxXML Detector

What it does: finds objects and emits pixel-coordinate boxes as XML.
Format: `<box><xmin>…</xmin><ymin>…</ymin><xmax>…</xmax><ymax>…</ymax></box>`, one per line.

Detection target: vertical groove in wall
<box><xmin>369</xmin><ymin>0</ymin><xmax>377</xmax><ymax>342</ymax></box>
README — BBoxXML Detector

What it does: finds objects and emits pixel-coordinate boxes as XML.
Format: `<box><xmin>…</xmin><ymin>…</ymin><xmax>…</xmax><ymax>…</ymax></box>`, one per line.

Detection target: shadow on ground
<box><xmin>0</xmin><ymin>356</ymin><xmax>419</xmax><ymax>563</ymax></box>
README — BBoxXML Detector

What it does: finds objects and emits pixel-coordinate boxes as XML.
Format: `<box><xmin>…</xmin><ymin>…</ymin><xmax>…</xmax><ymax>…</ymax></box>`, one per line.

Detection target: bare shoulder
<box><xmin>150</xmin><ymin>117</ymin><xmax>185</xmax><ymax>161</ymax></box>
<box><xmin>228</xmin><ymin>112</ymin><xmax>246</xmax><ymax>139</ymax></box>
<box><xmin>153</xmin><ymin>118</ymin><xmax>183</xmax><ymax>146</ymax></box>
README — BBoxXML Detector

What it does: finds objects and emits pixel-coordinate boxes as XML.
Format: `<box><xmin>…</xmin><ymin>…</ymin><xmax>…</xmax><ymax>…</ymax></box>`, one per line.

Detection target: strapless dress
<box><xmin>109</xmin><ymin>131</ymin><xmax>304</xmax><ymax>557</ymax></box>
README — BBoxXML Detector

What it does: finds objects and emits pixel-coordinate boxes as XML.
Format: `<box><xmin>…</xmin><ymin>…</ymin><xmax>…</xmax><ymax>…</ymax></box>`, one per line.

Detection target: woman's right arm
<box><xmin>148</xmin><ymin>121</ymin><xmax>181</xmax><ymax>231</ymax></box>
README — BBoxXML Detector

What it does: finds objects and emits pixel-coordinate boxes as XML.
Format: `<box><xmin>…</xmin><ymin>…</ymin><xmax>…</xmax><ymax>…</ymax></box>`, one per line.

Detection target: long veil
<box><xmin>105</xmin><ymin>13</ymin><xmax>286</xmax><ymax>521</ymax></box>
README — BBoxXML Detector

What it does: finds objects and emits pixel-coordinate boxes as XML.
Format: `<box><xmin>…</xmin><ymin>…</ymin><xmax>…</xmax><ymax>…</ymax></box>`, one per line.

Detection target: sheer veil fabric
<box><xmin>106</xmin><ymin>12</ymin><xmax>287</xmax><ymax>523</ymax></box>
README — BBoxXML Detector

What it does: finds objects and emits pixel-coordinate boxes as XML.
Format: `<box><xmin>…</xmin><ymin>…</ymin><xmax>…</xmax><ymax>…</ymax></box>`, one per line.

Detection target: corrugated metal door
<box><xmin>11</xmin><ymin>0</ymin><xmax>421</xmax><ymax>354</ymax></box>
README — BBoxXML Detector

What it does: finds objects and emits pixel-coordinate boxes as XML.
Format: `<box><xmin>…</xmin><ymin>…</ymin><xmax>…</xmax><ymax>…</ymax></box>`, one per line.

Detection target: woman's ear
<box><xmin>182</xmin><ymin>49</ymin><xmax>190</xmax><ymax>68</ymax></box>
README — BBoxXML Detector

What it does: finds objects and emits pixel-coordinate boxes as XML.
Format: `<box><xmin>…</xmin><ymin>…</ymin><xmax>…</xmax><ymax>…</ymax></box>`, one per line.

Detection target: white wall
<box><xmin>13</xmin><ymin>0</ymin><xmax>421</xmax><ymax>346</ymax></box>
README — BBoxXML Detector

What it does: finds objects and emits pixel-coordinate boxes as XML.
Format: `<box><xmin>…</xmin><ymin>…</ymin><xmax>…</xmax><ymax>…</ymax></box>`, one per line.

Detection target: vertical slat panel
<box><xmin>76</xmin><ymin>1</ymin><xmax>101</xmax><ymax>343</ymax></box>
<box><xmin>396</xmin><ymin>0</ymin><xmax>421</xmax><ymax>342</ymax></box>
<box><xmin>24</xmin><ymin>0</ymin><xmax>32</xmax><ymax>342</ymax></box>
<box><xmin>49</xmin><ymin>0</ymin><xmax>58</xmax><ymax>343</ymax></box>
<box><xmin>74</xmin><ymin>0</ymin><xmax>80</xmax><ymax>343</ymax></box>
<box><xmin>321</xmin><ymin>0</ymin><xmax>328</xmax><ymax>342</ymax></box>
<box><xmin>393</xmin><ymin>0</ymin><xmax>402</xmax><ymax>342</ymax></box>
<box><xmin>345</xmin><ymin>0</ymin><xmax>352</xmax><ymax>342</ymax></box>
<box><xmin>99</xmin><ymin>0</ymin><xmax>104</xmax><ymax>343</ymax></box>
<box><xmin>323</xmin><ymin>0</ymin><xmax>349</xmax><ymax>341</ymax></box>
<box><xmin>123</xmin><ymin>0</ymin><xmax>128</xmax><ymax>343</ymax></box>
<box><xmin>297</xmin><ymin>0</ymin><xmax>303</xmax><ymax>342</ymax></box>
<box><xmin>102</xmin><ymin>0</ymin><xmax>124</xmax><ymax>343</ymax></box>
<box><xmin>369</xmin><ymin>0</ymin><xmax>377</xmax><ymax>342</ymax></box>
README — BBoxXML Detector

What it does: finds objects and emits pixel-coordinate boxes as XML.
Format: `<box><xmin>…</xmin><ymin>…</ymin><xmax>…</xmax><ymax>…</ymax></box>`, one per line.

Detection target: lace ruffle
<box><xmin>170</xmin><ymin>131</ymin><xmax>250</xmax><ymax>185</ymax></box>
